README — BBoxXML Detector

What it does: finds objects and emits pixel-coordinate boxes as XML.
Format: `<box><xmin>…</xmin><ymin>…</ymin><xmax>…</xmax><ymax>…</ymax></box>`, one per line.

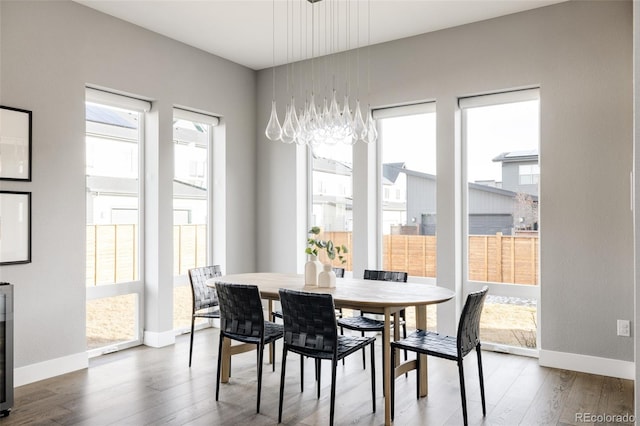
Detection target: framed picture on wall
<box><xmin>0</xmin><ymin>191</ymin><xmax>31</xmax><ymax>265</ymax></box>
<box><xmin>0</xmin><ymin>106</ymin><xmax>32</xmax><ymax>181</ymax></box>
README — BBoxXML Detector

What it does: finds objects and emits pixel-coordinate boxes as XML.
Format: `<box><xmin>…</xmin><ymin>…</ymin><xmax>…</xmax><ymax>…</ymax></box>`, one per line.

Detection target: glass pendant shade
<box><xmin>281</xmin><ymin>104</ymin><xmax>297</xmax><ymax>144</ymax></box>
<box><xmin>352</xmin><ymin>100</ymin><xmax>367</xmax><ymax>143</ymax></box>
<box><xmin>265</xmin><ymin>100</ymin><xmax>283</xmax><ymax>141</ymax></box>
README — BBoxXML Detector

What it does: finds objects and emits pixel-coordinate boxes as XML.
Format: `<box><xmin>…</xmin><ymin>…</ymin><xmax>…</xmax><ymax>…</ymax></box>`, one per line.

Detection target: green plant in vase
<box><xmin>305</xmin><ymin>226</ymin><xmax>348</xmax><ymax>265</ymax></box>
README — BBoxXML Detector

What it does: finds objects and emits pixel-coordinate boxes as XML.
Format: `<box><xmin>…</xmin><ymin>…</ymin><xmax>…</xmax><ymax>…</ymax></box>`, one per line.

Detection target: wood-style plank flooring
<box><xmin>1</xmin><ymin>328</ymin><xmax>634</xmax><ymax>425</ymax></box>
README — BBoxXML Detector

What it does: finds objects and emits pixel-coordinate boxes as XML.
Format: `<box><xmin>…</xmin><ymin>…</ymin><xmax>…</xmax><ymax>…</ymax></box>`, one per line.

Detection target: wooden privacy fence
<box><xmin>468</xmin><ymin>232</ymin><xmax>538</xmax><ymax>285</ymax></box>
<box><xmin>173</xmin><ymin>224</ymin><xmax>208</xmax><ymax>276</ymax></box>
<box><xmin>86</xmin><ymin>224</ymin><xmax>138</xmax><ymax>286</ymax></box>
<box><xmin>322</xmin><ymin>231</ymin><xmax>538</xmax><ymax>285</ymax></box>
<box><xmin>383</xmin><ymin>234</ymin><xmax>437</xmax><ymax>278</ymax></box>
<box><xmin>87</xmin><ymin>227</ymin><xmax>538</xmax><ymax>286</ymax></box>
<box><xmin>86</xmin><ymin>224</ymin><xmax>207</xmax><ymax>286</ymax></box>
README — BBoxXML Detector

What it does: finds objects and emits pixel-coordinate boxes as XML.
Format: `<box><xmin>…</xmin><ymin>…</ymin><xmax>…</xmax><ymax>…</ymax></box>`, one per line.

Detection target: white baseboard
<box><xmin>143</xmin><ymin>329</ymin><xmax>176</xmax><ymax>348</ymax></box>
<box><xmin>539</xmin><ymin>349</ymin><xmax>634</xmax><ymax>380</ymax></box>
<box><xmin>15</xmin><ymin>352</ymin><xmax>88</xmax><ymax>387</ymax></box>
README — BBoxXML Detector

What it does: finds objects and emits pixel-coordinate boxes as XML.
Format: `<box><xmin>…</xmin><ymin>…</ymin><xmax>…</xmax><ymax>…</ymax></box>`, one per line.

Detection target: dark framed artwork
<box><xmin>0</xmin><ymin>191</ymin><xmax>31</xmax><ymax>265</ymax></box>
<box><xmin>0</xmin><ymin>106</ymin><xmax>32</xmax><ymax>181</ymax></box>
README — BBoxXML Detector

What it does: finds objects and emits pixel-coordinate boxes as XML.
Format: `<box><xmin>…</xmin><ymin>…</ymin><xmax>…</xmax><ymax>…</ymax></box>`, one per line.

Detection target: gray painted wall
<box><xmin>257</xmin><ymin>0</ymin><xmax>634</xmax><ymax>362</ymax></box>
<box><xmin>0</xmin><ymin>0</ymin><xmax>256</xmax><ymax>371</ymax></box>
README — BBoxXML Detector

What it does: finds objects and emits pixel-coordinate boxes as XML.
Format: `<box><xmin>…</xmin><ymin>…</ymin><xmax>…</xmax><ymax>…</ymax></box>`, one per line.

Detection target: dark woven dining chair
<box><xmin>277</xmin><ymin>289</ymin><xmax>376</xmax><ymax>426</ymax></box>
<box><xmin>337</xmin><ymin>269</ymin><xmax>408</xmax><ymax>371</ymax></box>
<box><xmin>214</xmin><ymin>282</ymin><xmax>284</xmax><ymax>413</ymax></box>
<box><xmin>390</xmin><ymin>286</ymin><xmax>488</xmax><ymax>426</ymax></box>
<box><xmin>187</xmin><ymin>265</ymin><xmax>222</xmax><ymax>367</ymax></box>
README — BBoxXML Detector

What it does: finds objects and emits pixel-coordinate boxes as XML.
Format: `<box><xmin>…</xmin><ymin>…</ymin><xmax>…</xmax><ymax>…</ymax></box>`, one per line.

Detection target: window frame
<box><xmin>374</xmin><ymin>101</ymin><xmax>437</xmax><ymax>283</ymax></box>
<box><xmin>85</xmin><ymin>88</ymin><xmax>150</xmax><ymax>356</ymax></box>
<box><xmin>459</xmin><ymin>87</ymin><xmax>540</xmax><ymax>357</ymax></box>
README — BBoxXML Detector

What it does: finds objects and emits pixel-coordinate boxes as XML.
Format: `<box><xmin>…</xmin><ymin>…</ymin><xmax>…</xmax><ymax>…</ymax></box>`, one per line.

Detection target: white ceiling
<box><xmin>74</xmin><ymin>0</ymin><xmax>567</xmax><ymax>71</ymax></box>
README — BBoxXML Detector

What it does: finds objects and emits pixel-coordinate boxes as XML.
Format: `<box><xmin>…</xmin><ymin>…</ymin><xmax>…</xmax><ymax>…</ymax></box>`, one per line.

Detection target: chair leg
<box><xmin>340</xmin><ymin>326</ymin><xmax>345</xmax><ymax>366</ymax></box>
<box><xmin>457</xmin><ymin>359</ymin><xmax>468</xmax><ymax>426</ymax></box>
<box><xmin>416</xmin><ymin>352</ymin><xmax>421</xmax><ymax>400</ymax></box>
<box><xmin>401</xmin><ymin>310</ymin><xmax>408</xmax><ymax>363</ymax></box>
<box><xmin>271</xmin><ymin>340</ymin><xmax>276</xmax><ymax>372</ymax></box>
<box><xmin>257</xmin><ymin>342</ymin><xmax>264</xmax><ymax>413</ymax></box>
<box><xmin>300</xmin><ymin>355</ymin><xmax>304</xmax><ymax>393</ymax></box>
<box><xmin>381</xmin><ymin>331</ymin><xmax>386</xmax><ymax>397</ymax></box>
<box><xmin>215</xmin><ymin>334</ymin><xmax>224</xmax><ymax>402</ymax></box>
<box><xmin>370</xmin><ymin>341</ymin><xmax>376</xmax><ymax>413</ymax></box>
<box><xmin>278</xmin><ymin>347</ymin><xmax>288</xmax><ymax>423</ymax></box>
<box><xmin>360</xmin><ymin>311</ymin><xmax>367</xmax><ymax>369</ymax></box>
<box><xmin>361</xmin><ymin>330</ymin><xmax>367</xmax><ymax>369</ymax></box>
<box><xmin>477</xmin><ymin>345</ymin><xmax>486</xmax><ymax>416</ymax></box>
<box><xmin>189</xmin><ymin>317</ymin><xmax>196</xmax><ymax>367</ymax></box>
<box><xmin>390</xmin><ymin>344</ymin><xmax>395</xmax><ymax>420</ymax></box>
<box><xmin>329</xmin><ymin>359</ymin><xmax>337</xmax><ymax>426</ymax></box>
<box><xmin>316</xmin><ymin>359</ymin><xmax>322</xmax><ymax>399</ymax></box>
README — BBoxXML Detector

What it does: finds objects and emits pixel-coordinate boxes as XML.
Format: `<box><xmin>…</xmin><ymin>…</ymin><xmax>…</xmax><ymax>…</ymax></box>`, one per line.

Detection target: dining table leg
<box><xmin>383</xmin><ymin>307</ymin><xmax>392</xmax><ymax>425</ymax></box>
<box><xmin>415</xmin><ymin>304</ymin><xmax>428</xmax><ymax>397</ymax></box>
<box><xmin>221</xmin><ymin>336</ymin><xmax>232</xmax><ymax>383</ymax></box>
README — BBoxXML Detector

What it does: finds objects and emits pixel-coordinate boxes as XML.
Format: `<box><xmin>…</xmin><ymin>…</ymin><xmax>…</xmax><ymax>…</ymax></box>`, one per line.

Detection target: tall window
<box><xmin>461</xmin><ymin>88</ymin><xmax>540</xmax><ymax>353</ymax></box>
<box><xmin>172</xmin><ymin>109</ymin><xmax>219</xmax><ymax>331</ymax></box>
<box><xmin>310</xmin><ymin>143</ymin><xmax>353</xmax><ymax>270</ymax></box>
<box><xmin>85</xmin><ymin>88</ymin><xmax>149</xmax><ymax>354</ymax></box>
<box><xmin>376</xmin><ymin>103</ymin><xmax>437</xmax><ymax>330</ymax></box>
<box><xmin>376</xmin><ymin>103</ymin><xmax>437</xmax><ymax>278</ymax></box>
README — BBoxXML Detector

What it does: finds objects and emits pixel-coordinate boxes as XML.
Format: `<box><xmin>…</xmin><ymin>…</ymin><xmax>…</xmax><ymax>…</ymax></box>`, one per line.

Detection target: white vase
<box><xmin>318</xmin><ymin>263</ymin><xmax>336</xmax><ymax>288</ymax></box>
<box><xmin>304</xmin><ymin>255</ymin><xmax>322</xmax><ymax>286</ymax></box>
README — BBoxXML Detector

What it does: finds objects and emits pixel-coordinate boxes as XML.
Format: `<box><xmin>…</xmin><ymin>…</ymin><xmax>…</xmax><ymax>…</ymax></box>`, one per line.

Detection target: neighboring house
<box><xmin>297</xmin><ymin>152</ymin><xmax>541</xmax><ymax>236</ymax></box>
<box><xmin>86</xmin><ymin>104</ymin><xmax>208</xmax><ymax>226</ymax></box>
<box><xmin>492</xmin><ymin>149</ymin><xmax>539</xmax><ymax>196</ymax></box>
<box><xmin>381</xmin><ymin>162</ymin><xmax>407</xmax><ymax>233</ymax></box>
<box><xmin>311</xmin><ymin>155</ymin><xmax>353</xmax><ymax>231</ymax></box>
<box><xmin>383</xmin><ymin>163</ymin><xmax>539</xmax><ymax>236</ymax></box>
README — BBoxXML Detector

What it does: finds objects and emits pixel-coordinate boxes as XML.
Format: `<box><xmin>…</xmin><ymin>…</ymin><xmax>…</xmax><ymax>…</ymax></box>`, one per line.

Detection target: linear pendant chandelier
<box><xmin>265</xmin><ymin>0</ymin><xmax>377</xmax><ymax>146</ymax></box>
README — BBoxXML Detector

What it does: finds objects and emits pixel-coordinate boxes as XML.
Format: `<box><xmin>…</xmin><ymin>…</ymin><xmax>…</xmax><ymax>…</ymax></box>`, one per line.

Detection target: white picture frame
<box><xmin>0</xmin><ymin>106</ymin><xmax>32</xmax><ymax>181</ymax></box>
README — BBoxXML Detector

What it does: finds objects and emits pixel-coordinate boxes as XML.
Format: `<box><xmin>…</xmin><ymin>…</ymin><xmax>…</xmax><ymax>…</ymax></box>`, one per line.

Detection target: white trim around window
<box><xmin>86</xmin><ymin>87</ymin><xmax>151</xmax><ymax>112</ymax></box>
<box><xmin>458</xmin><ymin>87</ymin><xmax>540</xmax><ymax>109</ymax></box>
<box><xmin>373</xmin><ymin>101</ymin><xmax>436</xmax><ymax>120</ymax></box>
<box><xmin>173</xmin><ymin>108</ymin><xmax>220</xmax><ymax>126</ymax></box>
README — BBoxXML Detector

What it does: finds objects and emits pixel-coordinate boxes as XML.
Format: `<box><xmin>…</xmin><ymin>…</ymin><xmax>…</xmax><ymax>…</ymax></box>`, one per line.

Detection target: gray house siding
<box><xmin>401</xmin><ymin>169</ymin><xmax>534</xmax><ymax>236</ymax></box>
<box><xmin>501</xmin><ymin>160</ymin><xmax>538</xmax><ymax>195</ymax></box>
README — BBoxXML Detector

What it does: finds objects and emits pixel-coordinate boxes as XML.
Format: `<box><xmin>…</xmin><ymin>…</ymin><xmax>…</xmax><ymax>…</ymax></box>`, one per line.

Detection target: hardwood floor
<box><xmin>2</xmin><ymin>328</ymin><xmax>634</xmax><ymax>425</ymax></box>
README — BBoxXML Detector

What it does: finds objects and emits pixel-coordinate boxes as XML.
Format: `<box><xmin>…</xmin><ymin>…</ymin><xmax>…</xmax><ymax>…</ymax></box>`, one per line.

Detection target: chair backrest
<box><xmin>215</xmin><ymin>282</ymin><xmax>265</xmax><ymax>339</ymax></box>
<box><xmin>188</xmin><ymin>265</ymin><xmax>222</xmax><ymax>312</ymax></box>
<box><xmin>363</xmin><ymin>269</ymin><xmax>408</xmax><ymax>282</ymax></box>
<box><xmin>456</xmin><ymin>286</ymin><xmax>489</xmax><ymax>357</ymax></box>
<box><xmin>279</xmin><ymin>289</ymin><xmax>338</xmax><ymax>354</ymax></box>
<box><xmin>332</xmin><ymin>267</ymin><xmax>345</xmax><ymax>278</ymax></box>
